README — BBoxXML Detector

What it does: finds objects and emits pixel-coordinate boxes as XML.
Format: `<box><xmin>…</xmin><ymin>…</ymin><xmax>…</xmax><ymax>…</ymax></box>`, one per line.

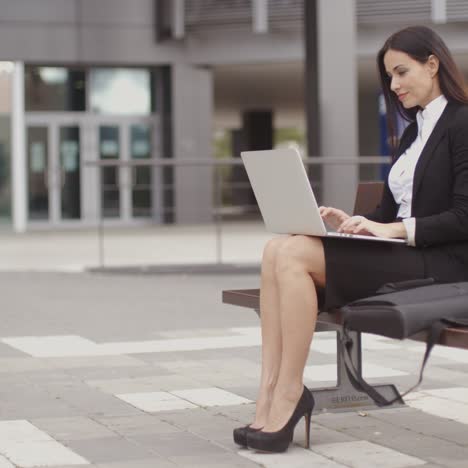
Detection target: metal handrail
<box><xmin>86</xmin><ymin>156</ymin><xmax>391</xmax><ymax>268</ymax></box>
<box><xmin>84</xmin><ymin>156</ymin><xmax>392</xmax><ymax>168</ymax></box>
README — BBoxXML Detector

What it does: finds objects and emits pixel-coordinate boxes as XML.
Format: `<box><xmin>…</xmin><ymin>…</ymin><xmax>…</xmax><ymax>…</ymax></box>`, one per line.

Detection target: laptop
<box><xmin>241</xmin><ymin>148</ymin><xmax>406</xmax><ymax>244</ymax></box>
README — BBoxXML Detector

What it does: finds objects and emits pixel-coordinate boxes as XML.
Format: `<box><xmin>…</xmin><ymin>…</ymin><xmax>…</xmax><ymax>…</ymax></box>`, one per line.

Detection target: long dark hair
<box><xmin>377</xmin><ymin>26</ymin><xmax>468</xmax><ymax>155</ymax></box>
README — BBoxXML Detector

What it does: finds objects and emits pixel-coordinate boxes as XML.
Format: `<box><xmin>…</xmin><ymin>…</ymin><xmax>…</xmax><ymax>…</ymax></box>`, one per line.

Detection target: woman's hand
<box><xmin>338</xmin><ymin>217</ymin><xmax>406</xmax><ymax>239</ymax></box>
<box><xmin>319</xmin><ymin>206</ymin><xmax>350</xmax><ymax>230</ymax></box>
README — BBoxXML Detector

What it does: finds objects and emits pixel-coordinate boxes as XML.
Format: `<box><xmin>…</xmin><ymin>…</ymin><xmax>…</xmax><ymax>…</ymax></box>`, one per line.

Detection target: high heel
<box><xmin>246</xmin><ymin>386</ymin><xmax>314</xmax><ymax>453</ymax></box>
<box><xmin>233</xmin><ymin>425</ymin><xmax>263</xmax><ymax>447</ymax></box>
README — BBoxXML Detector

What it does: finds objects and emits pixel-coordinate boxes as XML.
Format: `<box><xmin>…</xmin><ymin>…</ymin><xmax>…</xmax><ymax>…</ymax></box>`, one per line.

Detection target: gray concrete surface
<box><xmin>0</xmin><ymin>270</ymin><xmax>467</xmax><ymax>467</ymax></box>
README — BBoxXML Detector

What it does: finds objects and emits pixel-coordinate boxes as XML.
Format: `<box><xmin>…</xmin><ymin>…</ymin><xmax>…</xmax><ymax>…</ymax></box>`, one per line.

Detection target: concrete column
<box><xmin>11</xmin><ymin>61</ymin><xmax>27</xmax><ymax>233</ymax></box>
<box><xmin>172</xmin><ymin>63</ymin><xmax>213</xmax><ymax>223</ymax></box>
<box><xmin>317</xmin><ymin>0</ymin><xmax>358</xmax><ymax>212</ymax></box>
<box><xmin>252</xmin><ymin>0</ymin><xmax>268</xmax><ymax>33</ymax></box>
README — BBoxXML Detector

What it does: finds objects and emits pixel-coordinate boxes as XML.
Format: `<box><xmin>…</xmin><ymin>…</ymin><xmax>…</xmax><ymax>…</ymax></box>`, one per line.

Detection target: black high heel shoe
<box><xmin>233</xmin><ymin>425</ymin><xmax>263</xmax><ymax>447</ymax></box>
<box><xmin>246</xmin><ymin>386</ymin><xmax>314</xmax><ymax>453</ymax></box>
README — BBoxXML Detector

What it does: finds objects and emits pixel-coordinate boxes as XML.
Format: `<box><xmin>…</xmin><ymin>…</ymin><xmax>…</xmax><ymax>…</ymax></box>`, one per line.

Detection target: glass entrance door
<box><xmin>95</xmin><ymin>118</ymin><xmax>159</xmax><ymax>221</ymax></box>
<box><xmin>27</xmin><ymin>126</ymin><xmax>49</xmax><ymax>220</ymax></box>
<box><xmin>26</xmin><ymin>119</ymin><xmax>81</xmax><ymax>225</ymax></box>
<box><xmin>59</xmin><ymin>126</ymin><xmax>81</xmax><ymax>219</ymax></box>
<box><xmin>130</xmin><ymin>123</ymin><xmax>152</xmax><ymax>218</ymax></box>
<box><xmin>25</xmin><ymin>114</ymin><xmax>160</xmax><ymax>227</ymax></box>
<box><xmin>99</xmin><ymin>125</ymin><xmax>121</xmax><ymax>218</ymax></box>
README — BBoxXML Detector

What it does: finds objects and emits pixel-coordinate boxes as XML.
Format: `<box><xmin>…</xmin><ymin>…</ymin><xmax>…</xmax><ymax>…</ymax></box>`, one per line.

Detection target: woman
<box><xmin>234</xmin><ymin>25</ymin><xmax>468</xmax><ymax>453</ymax></box>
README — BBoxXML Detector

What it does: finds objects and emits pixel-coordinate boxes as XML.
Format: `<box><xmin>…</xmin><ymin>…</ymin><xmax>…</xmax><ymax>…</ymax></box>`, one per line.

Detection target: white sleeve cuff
<box><xmin>402</xmin><ymin>217</ymin><xmax>416</xmax><ymax>246</ymax></box>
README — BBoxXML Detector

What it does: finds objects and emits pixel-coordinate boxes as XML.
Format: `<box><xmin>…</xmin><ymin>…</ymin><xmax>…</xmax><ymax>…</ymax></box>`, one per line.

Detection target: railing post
<box><xmin>97</xmin><ymin>166</ymin><xmax>104</xmax><ymax>268</ymax></box>
<box><xmin>214</xmin><ymin>163</ymin><xmax>223</xmax><ymax>265</ymax></box>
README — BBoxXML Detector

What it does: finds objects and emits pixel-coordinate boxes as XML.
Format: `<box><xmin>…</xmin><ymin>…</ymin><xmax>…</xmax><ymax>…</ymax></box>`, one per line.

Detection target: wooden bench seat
<box><xmin>222</xmin><ymin>288</ymin><xmax>468</xmax><ymax>350</ymax></box>
<box><xmin>222</xmin><ymin>182</ymin><xmax>468</xmax><ymax>413</ymax></box>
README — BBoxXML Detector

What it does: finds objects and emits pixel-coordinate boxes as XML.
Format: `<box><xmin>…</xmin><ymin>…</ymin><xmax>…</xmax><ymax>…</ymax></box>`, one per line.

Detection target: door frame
<box><xmin>24</xmin><ymin>112</ymin><xmax>161</xmax><ymax>228</ymax></box>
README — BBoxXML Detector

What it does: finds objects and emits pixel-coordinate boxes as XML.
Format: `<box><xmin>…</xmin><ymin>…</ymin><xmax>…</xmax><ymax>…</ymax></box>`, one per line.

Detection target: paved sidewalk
<box><xmin>0</xmin><ymin>222</ymin><xmax>270</xmax><ymax>272</ymax></box>
<box><xmin>0</xmin><ymin>271</ymin><xmax>467</xmax><ymax>467</ymax></box>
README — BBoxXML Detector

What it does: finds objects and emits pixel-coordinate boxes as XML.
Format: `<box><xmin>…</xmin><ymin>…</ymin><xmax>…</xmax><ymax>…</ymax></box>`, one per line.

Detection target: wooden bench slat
<box><xmin>223</xmin><ymin>289</ymin><xmax>468</xmax><ymax>350</ymax></box>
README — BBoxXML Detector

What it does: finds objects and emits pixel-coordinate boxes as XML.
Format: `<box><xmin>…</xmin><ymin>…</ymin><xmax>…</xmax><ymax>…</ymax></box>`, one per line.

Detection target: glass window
<box><xmin>60</xmin><ymin>126</ymin><xmax>81</xmax><ymax>220</ymax></box>
<box><xmin>90</xmin><ymin>68</ymin><xmax>153</xmax><ymax>115</ymax></box>
<box><xmin>130</xmin><ymin>124</ymin><xmax>152</xmax><ymax>218</ymax></box>
<box><xmin>99</xmin><ymin>126</ymin><xmax>120</xmax><ymax>218</ymax></box>
<box><xmin>0</xmin><ymin>62</ymin><xmax>13</xmax><ymax>221</ymax></box>
<box><xmin>27</xmin><ymin>127</ymin><xmax>49</xmax><ymax>220</ymax></box>
<box><xmin>25</xmin><ymin>66</ymin><xmax>86</xmax><ymax>111</ymax></box>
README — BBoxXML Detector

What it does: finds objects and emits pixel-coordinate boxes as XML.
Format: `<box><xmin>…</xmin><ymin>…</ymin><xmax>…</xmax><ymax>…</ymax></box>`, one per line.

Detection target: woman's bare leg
<box><xmin>251</xmin><ymin>235</ymin><xmax>289</xmax><ymax>428</ymax></box>
<box><xmin>262</xmin><ymin>235</ymin><xmax>325</xmax><ymax>431</ymax></box>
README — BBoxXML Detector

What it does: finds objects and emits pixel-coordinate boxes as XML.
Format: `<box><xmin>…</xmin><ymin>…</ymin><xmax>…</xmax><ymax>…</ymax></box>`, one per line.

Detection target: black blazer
<box><xmin>367</xmin><ymin>101</ymin><xmax>468</xmax><ymax>274</ymax></box>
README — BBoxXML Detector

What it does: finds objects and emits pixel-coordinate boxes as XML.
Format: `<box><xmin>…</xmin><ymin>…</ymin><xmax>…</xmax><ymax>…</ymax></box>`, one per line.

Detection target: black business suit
<box><xmin>320</xmin><ymin>100</ymin><xmax>468</xmax><ymax>311</ymax></box>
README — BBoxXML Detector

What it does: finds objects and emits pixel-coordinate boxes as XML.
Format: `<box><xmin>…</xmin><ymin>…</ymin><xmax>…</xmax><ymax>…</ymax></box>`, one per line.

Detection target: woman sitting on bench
<box><xmin>235</xmin><ymin>25</ymin><xmax>468</xmax><ymax>453</ymax></box>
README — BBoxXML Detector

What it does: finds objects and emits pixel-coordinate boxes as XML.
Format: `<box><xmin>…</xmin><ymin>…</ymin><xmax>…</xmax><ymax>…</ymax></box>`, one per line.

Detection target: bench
<box><xmin>222</xmin><ymin>182</ymin><xmax>468</xmax><ymax>413</ymax></box>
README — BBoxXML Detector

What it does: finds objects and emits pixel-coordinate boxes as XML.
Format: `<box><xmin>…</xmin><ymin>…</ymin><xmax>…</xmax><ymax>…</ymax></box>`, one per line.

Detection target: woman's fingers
<box><xmin>338</xmin><ymin>215</ymin><xmax>365</xmax><ymax>233</ymax></box>
<box><xmin>320</xmin><ymin>207</ymin><xmax>349</xmax><ymax>220</ymax></box>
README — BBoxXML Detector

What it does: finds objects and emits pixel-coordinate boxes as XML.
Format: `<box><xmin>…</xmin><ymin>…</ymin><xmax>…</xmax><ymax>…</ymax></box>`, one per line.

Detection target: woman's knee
<box><xmin>275</xmin><ymin>235</ymin><xmax>324</xmax><ymax>276</ymax></box>
<box><xmin>262</xmin><ymin>236</ymin><xmax>290</xmax><ymax>268</ymax></box>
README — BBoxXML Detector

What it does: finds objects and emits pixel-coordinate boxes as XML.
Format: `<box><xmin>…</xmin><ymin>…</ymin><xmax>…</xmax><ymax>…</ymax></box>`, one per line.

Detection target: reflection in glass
<box><xmin>60</xmin><ymin>127</ymin><xmax>81</xmax><ymax>219</ymax></box>
<box><xmin>27</xmin><ymin>127</ymin><xmax>49</xmax><ymax>220</ymax></box>
<box><xmin>131</xmin><ymin>125</ymin><xmax>152</xmax><ymax>218</ymax></box>
<box><xmin>90</xmin><ymin>68</ymin><xmax>152</xmax><ymax>115</ymax></box>
<box><xmin>25</xmin><ymin>66</ymin><xmax>86</xmax><ymax>111</ymax></box>
<box><xmin>0</xmin><ymin>63</ymin><xmax>13</xmax><ymax>221</ymax></box>
<box><xmin>99</xmin><ymin>126</ymin><xmax>120</xmax><ymax>218</ymax></box>
<box><xmin>0</xmin><ymin>117</ymin><xmax>11</xmax><ymax>220</ymax></box>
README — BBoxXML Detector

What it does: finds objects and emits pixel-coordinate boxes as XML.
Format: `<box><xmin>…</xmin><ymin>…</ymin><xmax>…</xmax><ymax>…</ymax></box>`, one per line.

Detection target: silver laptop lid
<box><xmin>241</xmin><ymin>148</ymin><xmax>328</xmax><ymax>236</ymax></box>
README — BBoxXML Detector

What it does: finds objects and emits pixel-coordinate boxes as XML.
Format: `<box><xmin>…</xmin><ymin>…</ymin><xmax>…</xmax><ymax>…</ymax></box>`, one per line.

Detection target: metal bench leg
<box><xmin>310</xmin><ymin>330</ymin><xmax>405</xmax><ymax>413</ymax></box>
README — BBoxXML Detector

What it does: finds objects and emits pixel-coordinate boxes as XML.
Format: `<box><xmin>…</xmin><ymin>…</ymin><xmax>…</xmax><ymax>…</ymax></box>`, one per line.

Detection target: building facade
<box><xmin>0</xmin><ymin>0</ymin><xmax>467</xmax><ymax>232</ymax></box>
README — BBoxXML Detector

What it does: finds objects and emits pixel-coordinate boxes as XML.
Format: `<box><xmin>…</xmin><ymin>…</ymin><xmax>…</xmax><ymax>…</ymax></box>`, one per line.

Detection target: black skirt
<box><xmin>320</xmin><ymin>237</ymin><xmax>468</xmax><ymax>311</ymax></box>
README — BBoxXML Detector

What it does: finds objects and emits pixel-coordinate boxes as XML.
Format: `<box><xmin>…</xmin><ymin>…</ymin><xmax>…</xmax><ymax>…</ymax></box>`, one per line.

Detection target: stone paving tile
<box><xmin>240</xmin><ymin>445</ymin><xmax>347</xmax><ymax>467</ymax></box>
<box><xmin>0</xmin><ymin>342</ymin><xmax>31</xmax><ymax>357</ymax></box>
<box><xmin>169</xmin><ymin>452</ymin><xmax>261</xmax><ymax>467</ymax></box>
<box><xmin>406</xmin><ymin>392</ymin><xmax>468</xmax><ymax>425</ymax></box>
<box><xmin>0</xmin><ymin>456</ymin><xmax>14</xmax><ymax>468</ymax></box>
<box><xmin>31</xmin><ymin>416</ymin><xmax>118</xmax><ymax>441</ymax></box>
<box><xmin>3</xmin><ymin>369</ymin><xmax>79</xmax><ymax>385</ymax></box>
<box><xmin>158</xmin><ymin>327</ymin><xmax>243</xmax><ymax>339</ymax></box>
<box><xmin>116</xmin><ymin>391</ymin><xmax>198</xmax><ymax>412</ymax></box>
<box><xmin>158</xmin><ymin>406</ymin><xmax>235</xmax><ymax>427</ymax></box>
<box><xmin>65</xmin><ymin>437</ymin><xmax>156</xmax><ymax>464</ymax></box>
<box><xmin>44</xmin><ymin>355</ymin><xmax>147</xmax><ymax>369</ymax></box>
<box><xmin>86</xmin><ymin>375</ymin><xmax>205</xmax><ymax>394</ymax></box>
<box><xmin>60</xmin><ymin>364</ymin><xmax>169</xmax><ymax>381</ymax></box>
<box><xmin>369</xmin><ymin>407</ymin><xmax>468</xmax><ymax>447</ymax></box>
<box><xmin>42</xmin><ymin>383</ymin><xmax>145</xmax><ymax>417</ymax></box>
<box><xmin>422</xmin><ymin>387</ymin><xmax>468</xmax><ymax>404</ymax></box>
<box><xmin>157</xmin><ymin>408</ymin><xmax>241</xmax><ymax>449</ymax></box>
<box><xmin>0</xmin><ymin>420</ymin><xmax>89</xmax><ymax>466</ymax></box>
<box><xmin>318</xmin><ymin>411</ymin><xmax>468</xmax><ymax>465</ymax></box>
<box><xmin>94</xmin><ymin>460</ymin><xmax>177</xmax><ymax>468</ymax></box>
<box><xmin>93</xmin><ymin>413</ymin><xmax>182</xmax><ymax>436</ymax></box>
<box><xmin>311</xmin><ymin>423</ymin><xmax>358</xmax><ymax>445</ymax></box>
<box><xmin>217</xmin><ymin>386</ymin><xmax>259</xmax><ymax>403</ymax></box>
<box><xmin>0</xmin><ymin>386</ymin><xmax>78</xmax><ymax>420</ymax></box>
<box><xmin>159</xmin><ymin>358</ymin><xmax>261</xmax><ymax>380</ymax></box>
<box><xmin>1</xmin><ymin>272</ymin><xmax>468</xmax><ymax>467</ymax></box>
<box><xmin>313</xmin><ymin>440</ymin><xmax>426</xmax><ymax>467</ymax></box>
<box><xmin>409</xmin><ymin>345</ymin><xmax>468</xmax><ymax>364</ymax></box>
<box><xmin>304</xmin><ymin>363</ymin><xmax>407</xmax><ymax>383</ymax></box>
<box><xmin>210</xmin><ymin>402</ymin><xmax>256</xmax><ymax>422</ymax></box>
<box><xmin>0</xmin><ymin>357</ymin><xmax>55</xmax><ymax>372</ymax></box>
<box><xmin>172</xmin><ymin>387</ymin><xmax>252</xmax><ymax>407</ymax></box>
<box><xmin>439</xmin><ymin>362</ymin><xmax>468</xmax><ymax>372</ymax></box>
<box><xmin>139</xmin><ymin>431</ymin><xmax>229</xmax><ymax>457</ymax></box>
<box><xmin>1</xmin><ymin>335</ymin><xmax>105</xmax><ymax>358</ymax></box>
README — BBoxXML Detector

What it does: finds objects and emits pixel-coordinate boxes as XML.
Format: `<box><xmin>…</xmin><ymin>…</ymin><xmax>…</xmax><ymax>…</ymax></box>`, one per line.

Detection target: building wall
<box><xmin>1</xmin><ymin>0</ymin><xmax>468</xmax><ymax>226</ymax></box>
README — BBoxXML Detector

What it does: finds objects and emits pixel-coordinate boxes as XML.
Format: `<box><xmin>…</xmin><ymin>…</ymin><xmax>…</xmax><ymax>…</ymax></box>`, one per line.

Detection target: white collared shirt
<box><xmin>388</xmin><ymin>94</ymin><xmax>448</xmax><ymax>245</ymax></box>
